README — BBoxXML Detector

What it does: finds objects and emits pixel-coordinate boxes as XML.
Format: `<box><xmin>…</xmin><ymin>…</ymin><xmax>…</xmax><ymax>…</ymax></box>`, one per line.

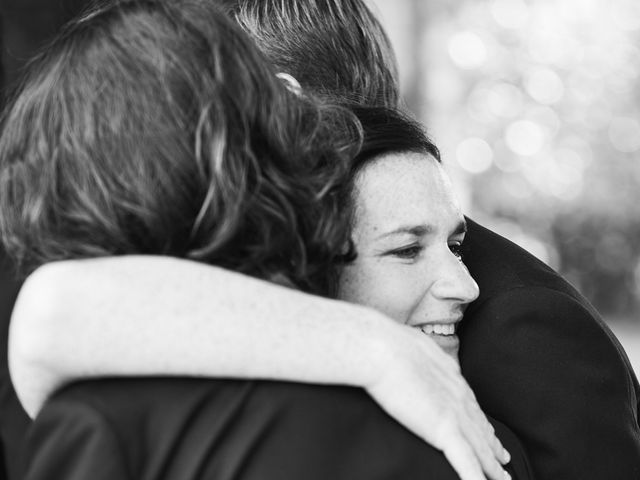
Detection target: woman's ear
<box><xmin>276</xmin><ymin>72</ymin><xmax>303</xmax><ymax>95</ymax></box>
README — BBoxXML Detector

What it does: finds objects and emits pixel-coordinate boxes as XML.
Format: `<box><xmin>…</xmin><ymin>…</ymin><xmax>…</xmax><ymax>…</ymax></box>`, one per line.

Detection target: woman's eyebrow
<box><xmin>375</xmin><ymin>219</ymin><xmax>467</xmax><ymax>241</ymax></box>
<box><xmin>375</xmin><ymin>225</ymin><xmax>434</xmax><ymax>240</ymax></box>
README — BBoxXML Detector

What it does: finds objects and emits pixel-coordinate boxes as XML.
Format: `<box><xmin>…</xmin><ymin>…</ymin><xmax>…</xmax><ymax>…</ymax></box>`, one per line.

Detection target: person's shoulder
<box><xmin>460</xmin><ymin>219</ymin><xmax>639</xmax><ymax>402</ymax></box>
<box><xmin>24</xmin><ymin>384</ymin><xmax>133</xmax><ymax>480</ymax></box>
<box><xmin>462</xmin><ymin>217</ymin><xmax>587</xmax><ymax>305</ymax></box>
<box><xmin>33</xmin><ymin>379</ymin><xmax>469</xmax><ymax>480</ymax></box>
<box><xmin>464</xmin><ymin>284</ymin><xmax>624</xmax><ymax>357</ymax></box>
<box><xmin>459</xmin><ymin>221</ymin><xmax>640</xmax><ymax>479</ymax></box>
<box><xmin>462</xmin><ymin>266</ymin><xmax>634</xmax><ymax>388</ymax></box>
<box><xmin>460</xmin><ymin>285</ymin><xmax>640</xmax><ymax>479</ymax></box>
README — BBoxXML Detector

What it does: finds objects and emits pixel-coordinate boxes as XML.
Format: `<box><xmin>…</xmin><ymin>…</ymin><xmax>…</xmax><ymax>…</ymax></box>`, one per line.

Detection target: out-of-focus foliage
<box><xmin>373</xmin><ymin>0</ymin><xmax>640</xmax><ymax>319</ymax></box>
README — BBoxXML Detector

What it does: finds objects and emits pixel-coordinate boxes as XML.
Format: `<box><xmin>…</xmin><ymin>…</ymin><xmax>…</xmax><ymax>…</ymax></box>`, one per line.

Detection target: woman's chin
<box><xmin>433</xmin><ymin>334</ymin><xmax>460</xmax><ymax>360</ymax></box>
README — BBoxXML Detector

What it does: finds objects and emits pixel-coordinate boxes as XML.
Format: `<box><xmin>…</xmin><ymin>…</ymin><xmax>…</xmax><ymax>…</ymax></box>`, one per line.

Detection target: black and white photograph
<box><xmin>0</xmin><ymin>1</ymin><xmax>638</xmax><ymax>479</ymax></box>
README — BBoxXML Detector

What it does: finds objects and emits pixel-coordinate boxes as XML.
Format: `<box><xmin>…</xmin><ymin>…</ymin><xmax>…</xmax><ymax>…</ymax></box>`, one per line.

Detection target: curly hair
<box><xmin>0</xmin><ymin>0</ymin><xmax>361</xmax><ymax>296</ymax></box>
<box><xmin>217</xmin><ymin>0</ymin><xmax>399</xmax><ymax>107</ymax></box>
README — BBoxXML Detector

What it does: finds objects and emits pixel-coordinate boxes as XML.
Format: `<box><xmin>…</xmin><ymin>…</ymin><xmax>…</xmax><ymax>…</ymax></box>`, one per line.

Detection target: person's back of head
<box><xmin>217</xmin><ymin>0</ymin><xmax>399</xmax><ymax>107</ymax></box>
<box><xmin>0</xmin><ymin>0</ymin><xmax>359</xmax><ymax>295</ymax></box>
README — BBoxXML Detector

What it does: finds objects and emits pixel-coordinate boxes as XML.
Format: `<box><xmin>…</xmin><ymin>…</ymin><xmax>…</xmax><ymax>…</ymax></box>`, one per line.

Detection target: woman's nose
<box><xmin>432</xmin><ymin>255</ymin><xmax>480</xmax><ymax>304</ymax></box>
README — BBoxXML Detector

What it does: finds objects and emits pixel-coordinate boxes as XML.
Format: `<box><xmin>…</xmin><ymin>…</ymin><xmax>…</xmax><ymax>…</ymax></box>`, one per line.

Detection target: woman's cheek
<box><xmin>338</xmin><ymin>262</ymin><xmax>422</xmax><ymax>325</ymax></box>
<box><xmin>351</xmin><ymin>264</ymin><xmax>418</xmax><ymax>324</ymax></box>
<box><xmin>372</xmin><ymin>269</ymin><xmax>423</xmax><ymax>324</ymax></box>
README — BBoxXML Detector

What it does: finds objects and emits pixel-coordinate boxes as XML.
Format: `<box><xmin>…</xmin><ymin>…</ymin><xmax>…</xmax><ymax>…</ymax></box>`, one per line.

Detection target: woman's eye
<box><xmin>449</xmin><ymin>242</ymin><xmax>463</xmax><ymax>260</ymax></box>
<box><xmin>388</xmin><ymin>245</ymin><xmax>423</xmax><ymax>260</ymax></box>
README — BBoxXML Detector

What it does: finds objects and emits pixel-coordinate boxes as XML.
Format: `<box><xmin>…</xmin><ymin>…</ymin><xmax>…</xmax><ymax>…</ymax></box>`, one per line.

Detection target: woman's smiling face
<box><xmin>338</xmin><ymin>152</ymin><xmax>479</xmax><ymax>359</ymax></box>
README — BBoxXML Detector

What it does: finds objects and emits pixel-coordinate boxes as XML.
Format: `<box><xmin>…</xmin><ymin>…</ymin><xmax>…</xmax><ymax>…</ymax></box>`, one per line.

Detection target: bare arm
<box><xmin>10</xmin><ymin>256</ymin><xmax>387</xmax><ymax>415</ymax></box>
<box><xmin>10</xmin><ymin>255</ymin><xmax>510</xmax><ymax>480</ymax></box>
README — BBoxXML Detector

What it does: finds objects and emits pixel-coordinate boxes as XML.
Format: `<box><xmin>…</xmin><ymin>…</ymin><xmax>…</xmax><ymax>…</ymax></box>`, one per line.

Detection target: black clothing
<box><xmin>0</xmin><ymin>251</ymin><xmax>28</xmax><ymax>480</ymax></box>
<box><xmin>460</xmin><ymin>218</ymin><xmax>640</xmax><ymax>479</ymax></box>
<box><xmin>22</xmin><ymin>378</ymin><xmax>534</xmax><ymax>480</ymax></box>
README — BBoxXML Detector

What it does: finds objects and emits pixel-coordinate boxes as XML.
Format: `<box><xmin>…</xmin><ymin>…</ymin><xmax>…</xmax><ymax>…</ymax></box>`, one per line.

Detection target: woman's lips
<box><xmin>415</xmin><ymin>322</ymin><xmax>461</xmax><ymax>358</ymax></box>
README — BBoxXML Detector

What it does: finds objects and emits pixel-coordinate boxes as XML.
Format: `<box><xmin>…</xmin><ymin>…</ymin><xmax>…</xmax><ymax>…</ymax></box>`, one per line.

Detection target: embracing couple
<box><xmin>0</xmin><ymin>1</ymin><xmax>638</xmax><ymax>479</ymax></box>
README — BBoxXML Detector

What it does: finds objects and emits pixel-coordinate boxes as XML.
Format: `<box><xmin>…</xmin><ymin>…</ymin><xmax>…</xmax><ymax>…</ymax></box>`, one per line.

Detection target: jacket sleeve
<box><xmin>23</xmin><ymin>390</ymin><xmax>132</xmax><ymax>480</ymax></box>
<box><xmin>460</xmin><ymin>286</ymin><xmax>640</xmax><ymax>480</ymax></box>
<box><xmin>21</xmin><ymin>377</ymin><xmax>534</xmax><ymax>480</ymax></box>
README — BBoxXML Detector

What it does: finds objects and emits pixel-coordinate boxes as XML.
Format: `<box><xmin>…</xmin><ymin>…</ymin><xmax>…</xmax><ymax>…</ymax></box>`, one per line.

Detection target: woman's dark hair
<box><xmin>0</xmin><ymin>0</ymin><xmax>361</xmax><ymax>296</ymax></box>
<box><xmin>350</xmin><ymin>106</ymin><xmax>440</xmax><ymax>175</ymax></box>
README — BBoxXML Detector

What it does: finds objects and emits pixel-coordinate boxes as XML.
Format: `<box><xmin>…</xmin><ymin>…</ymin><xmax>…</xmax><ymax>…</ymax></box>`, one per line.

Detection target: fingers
<box><xmin>441</xmin><ymin>426</ymin><xmax>486</xmax><ymax>480</ymax></box>
<box><xmin>441</xmin><ymin>423</ymin><xmax>511</xmax><ymax>480</ymax></box>
<box><xmin>366</xmin><ymin>328</ymin><xmax>512</xmax><ymax>480</ymax></box>
<box><xmin>459</xmin><ymin>415</ymin><xmax>510</xmax><ymax>480</ymax></box>
<box><xmin>436</xmin><ymin>383</ymin><xmax>511</xmax><ymax>480</ymax></box>
<box><xmin>427</xmin><ymin>360</ymin><xmax>511</xmax><ymax>479</ymax></box>
<box><xmin>463</xmin><ymin>391</ymin><xmax>511</xmax><ymax>465</ymax></box>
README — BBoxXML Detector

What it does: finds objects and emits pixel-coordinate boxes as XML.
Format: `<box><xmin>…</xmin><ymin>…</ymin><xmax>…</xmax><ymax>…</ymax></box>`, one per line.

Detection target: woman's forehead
<box><xmin>354</xmin><ymin>152</ymin><xmax>448</xmax><ymax>201</ymax></box>
<box><xmin>351</xmin><ymin>152</ymin><xmax>462</xmax><ymax>234</ymax></box>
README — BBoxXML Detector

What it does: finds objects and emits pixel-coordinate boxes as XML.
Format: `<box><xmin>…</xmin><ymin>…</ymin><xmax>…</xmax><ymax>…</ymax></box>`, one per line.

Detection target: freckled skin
<box><xmin>338</xmin><ymin>152</ymin><xmax>479</xmax><ymax>360</ymax></box>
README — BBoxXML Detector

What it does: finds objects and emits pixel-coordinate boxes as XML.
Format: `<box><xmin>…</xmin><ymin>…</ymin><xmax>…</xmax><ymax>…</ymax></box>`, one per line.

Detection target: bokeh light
<box><xmin>487</xmin><ymin>83</ymin><xmax>524</xmax><ymax>118</ymax></box>
<box><xmin>448</xmin><ymin>31</ymin><xmax>487</xmax><ymax>69</ymax></box>
<box><xmin>456</xmin><ymin>138</ymin><xmax>494</xmax><ymax>174</ymax></box>
<box><xmin>505</xmin><ymin>120</ymin><xmax>546</xmax><ymax>156</ymax></box>
<box><xmin>524</xmin><ymin>67</ymin><xmax>564</xmax><ymax>105</ymax></box>
<box><xmin>608</xmin><ymin>117</ymin><xmax>640</xmax><ymax>153</ymax></box>
<box><xmin>490</xmin><ymin>0</ymin><xmax>530</xmax><ymax>29</ymax></box>
<box><xmin>610</xmin><ymin>0</ymin><xmax>640</xmax><ymax>31</ymax></box>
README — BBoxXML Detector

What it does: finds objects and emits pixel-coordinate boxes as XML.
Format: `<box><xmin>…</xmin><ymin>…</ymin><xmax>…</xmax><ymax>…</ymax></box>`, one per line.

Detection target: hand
<box><xmin>365</xmin><ymin>324</ymin><xmax>511</xmax><ymax>480</ymax></box>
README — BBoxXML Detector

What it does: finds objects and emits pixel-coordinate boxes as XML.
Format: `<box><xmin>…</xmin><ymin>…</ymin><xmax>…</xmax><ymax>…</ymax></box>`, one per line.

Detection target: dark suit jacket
<box><xmin>460</xmin><ymin>218</ymin><xmax>640</xmax><ymax>479</ymax></box>
<box><xmin>0</xmin><ymin>250</ymin><xmax>28</xmax><ymax>480</ymax></box>
<box><xmin>22</xmin><ymin>378</ymin><xmax>534</xmax><ymax>480</ymax></box>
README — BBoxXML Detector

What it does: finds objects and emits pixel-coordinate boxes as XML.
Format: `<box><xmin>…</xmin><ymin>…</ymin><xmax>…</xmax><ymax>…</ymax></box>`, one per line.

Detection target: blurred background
<box><xmin>370</xmin><ymin>0</ymin><xmax>640</xmax><ymax>374</ymax></box>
